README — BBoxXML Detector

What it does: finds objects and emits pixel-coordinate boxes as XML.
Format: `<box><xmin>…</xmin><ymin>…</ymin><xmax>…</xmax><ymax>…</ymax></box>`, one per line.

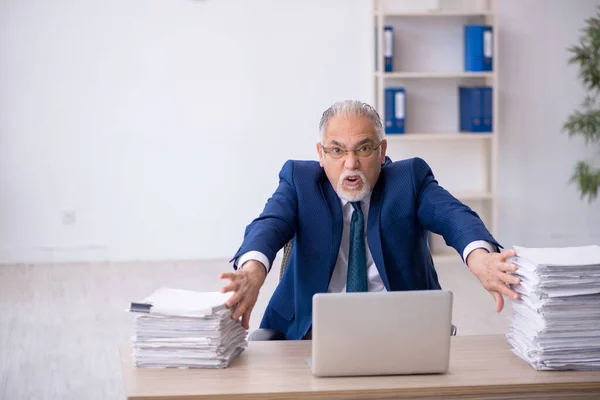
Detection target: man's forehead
<box><xmin>323</xmin><ymin>131</ymin><xmax>378</xmax><ymax>144</ymax></box>
<box><xmin>323</xmin><ymin>115</ymin><xmax>377</xmax><ymax>140</ymax></box>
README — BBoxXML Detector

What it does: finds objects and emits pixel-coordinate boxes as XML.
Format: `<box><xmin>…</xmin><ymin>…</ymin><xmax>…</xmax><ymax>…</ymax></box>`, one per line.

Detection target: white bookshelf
<box><xmin>375</xmin><ymin>11</ymin><xmax>494</xmax><ymax>17</ymax></box>
<box><xmin>373</xmin><ymin>0</ymin><xmax>498</xmax><ymax>259</ymax></box>
<box><xmin>377</xmin><ymin>71</ymin><xmax>495</xmax><ymax>79</ymax></box>
<box><xmin>385</xmin><ymin>132</ymin><xmax>492</xmax><ymax>142</ymax></box>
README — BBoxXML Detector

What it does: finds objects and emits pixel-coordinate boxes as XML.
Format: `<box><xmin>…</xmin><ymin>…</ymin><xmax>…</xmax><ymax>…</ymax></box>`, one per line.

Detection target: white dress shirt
<box><xmin>327</xmin><ymin>197</ymin><xmax>384</xmax><ymax>292</ymax></box>
<box><xmin>236</xmin><ymin>195</ymin><xmax>494</xmax><ymax>291</ymax></box>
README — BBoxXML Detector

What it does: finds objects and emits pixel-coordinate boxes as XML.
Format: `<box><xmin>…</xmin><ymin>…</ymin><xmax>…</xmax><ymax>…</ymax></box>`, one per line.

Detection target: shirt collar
<box><xmin>339</xmin><ymin>193</ymin><xmax>372</xmax><ymax>209</ymax></box>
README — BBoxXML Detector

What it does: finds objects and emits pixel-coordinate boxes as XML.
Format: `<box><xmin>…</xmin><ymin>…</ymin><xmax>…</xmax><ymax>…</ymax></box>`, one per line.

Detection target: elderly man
<box><xmin>220</xmin><ymin>100</ymin><xmax>519</xmax><ymax>340</ymax></box>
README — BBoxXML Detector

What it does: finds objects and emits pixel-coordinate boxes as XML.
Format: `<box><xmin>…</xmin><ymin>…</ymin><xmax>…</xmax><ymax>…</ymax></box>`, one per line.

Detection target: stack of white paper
<box><xmin>128</xmin><ymin>287</ymin><xmax>247</xmax><ymax>368</ymax></box>
<box><xmin>507</xmin><ymin>245</ymin><xmax>600</xmax><ymax>371</ymax></box>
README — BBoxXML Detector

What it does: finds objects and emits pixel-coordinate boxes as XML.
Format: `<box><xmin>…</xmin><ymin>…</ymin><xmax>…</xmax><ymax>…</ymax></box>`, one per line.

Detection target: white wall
<box><xmin>0</xmin><ymin>0</ymin><xmax>372</xmax><ymax>263</ymax></box>
<box><xmin>497</xmin><ymin>0</ymin><xmax>600</xmax><ymax>249</ymax></box>
<box><xmin>1</xmin><ymin>0</ymin><xmax>599</xmax><ymax>264</ymax></box>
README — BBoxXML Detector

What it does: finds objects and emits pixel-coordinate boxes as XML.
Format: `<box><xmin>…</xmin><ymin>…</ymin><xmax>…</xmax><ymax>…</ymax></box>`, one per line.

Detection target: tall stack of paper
<box><xmin>507</xmin><ymin>245</ymin><xmax>600</xmax><ymax>371</ymax></box>
<box><xmin>128</xmin><ymin>287</ymin><xmax>247</xmax><ymax>368</ymax></box>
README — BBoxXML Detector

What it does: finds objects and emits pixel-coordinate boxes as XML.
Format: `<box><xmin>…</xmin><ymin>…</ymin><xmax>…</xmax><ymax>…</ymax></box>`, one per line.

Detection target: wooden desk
<box><xmin>120</xmin><ymin>334</ymin><xmax>600</xmax><ymax>399</ymax></box>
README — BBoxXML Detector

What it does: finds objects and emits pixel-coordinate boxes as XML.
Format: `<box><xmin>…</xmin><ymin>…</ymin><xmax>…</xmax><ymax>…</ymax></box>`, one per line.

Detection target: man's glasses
<box><xmin>320</xmin><ymin>140</ymin><xmax>384</xmax><ymax>160</ymax></box>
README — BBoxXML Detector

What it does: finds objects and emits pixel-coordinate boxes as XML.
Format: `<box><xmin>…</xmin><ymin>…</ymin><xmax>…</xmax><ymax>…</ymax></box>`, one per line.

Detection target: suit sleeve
<box><xmin>412</xmin><ymin>157</ymin><xmax>501</xmax><ymax>260</ymax></box>
<box><xmin>230</xmin><ymin>160</ymin><xmax>298</xmax><ymax>272</ymax></box>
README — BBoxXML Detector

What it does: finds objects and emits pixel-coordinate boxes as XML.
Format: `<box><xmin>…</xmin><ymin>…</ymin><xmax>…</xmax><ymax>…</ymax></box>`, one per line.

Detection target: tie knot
<box><xmin>351</xmin><ymin>202</ymin><xmax>362</xmax><ymax>212</ymax></box>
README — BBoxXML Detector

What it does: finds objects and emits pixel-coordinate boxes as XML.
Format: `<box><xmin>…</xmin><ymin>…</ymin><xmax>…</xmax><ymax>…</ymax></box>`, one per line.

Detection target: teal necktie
<box><xmin>346</xmin><ymin>202</ymin><xmax>368</xmax><ymax>292</ymax></box>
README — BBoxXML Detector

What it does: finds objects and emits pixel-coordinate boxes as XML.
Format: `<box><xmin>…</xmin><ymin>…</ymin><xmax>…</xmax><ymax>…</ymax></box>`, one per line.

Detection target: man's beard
<box><xmin>335</xmin><ymin>169</ymin><xmax>371</xmax><ymax>202</ymax></box>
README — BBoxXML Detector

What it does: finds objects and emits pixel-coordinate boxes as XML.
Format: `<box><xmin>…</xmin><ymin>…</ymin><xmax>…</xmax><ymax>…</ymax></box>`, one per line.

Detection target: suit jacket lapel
<box><xmin>321</xmin><ymin>177</ymin><xmax>343</xmax><ymax>290</ymax></box>
<box><xmin>367</xmin><ymin>174</ymin><xmax>390</xmax><ymax>290</ymax></box>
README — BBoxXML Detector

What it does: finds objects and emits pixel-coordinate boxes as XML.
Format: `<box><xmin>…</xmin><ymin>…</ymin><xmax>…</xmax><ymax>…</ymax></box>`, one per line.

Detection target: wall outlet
<box><xmin>62</xmin><ymin>210</ymin><xmax>76</xmax><ymax>225</ymax></box>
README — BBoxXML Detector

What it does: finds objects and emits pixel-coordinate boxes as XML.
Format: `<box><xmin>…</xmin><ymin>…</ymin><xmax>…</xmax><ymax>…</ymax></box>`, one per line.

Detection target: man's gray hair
<box><xmin>318</xmin><ymin>100</ymin><xmax>385</xmax><ymax>142</ymax></box>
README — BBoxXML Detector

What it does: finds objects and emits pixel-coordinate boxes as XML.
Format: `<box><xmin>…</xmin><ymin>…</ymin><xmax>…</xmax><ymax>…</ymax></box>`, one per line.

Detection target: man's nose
<box><xmin>344</xmin><ymin>151</ymin><xmax>359</xmax><ymax>169</ymax></box>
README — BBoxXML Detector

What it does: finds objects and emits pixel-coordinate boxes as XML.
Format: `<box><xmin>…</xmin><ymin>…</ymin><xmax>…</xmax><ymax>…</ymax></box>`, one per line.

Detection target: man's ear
<box><xmin>316</xmin><ymin>143</ymin><xmax>324</xmax><ymax>167</ymax></box>
<box><xmin>380</xmin><ymin>139</ymin><xmax>387</xmax><ymax>165</ymax></box>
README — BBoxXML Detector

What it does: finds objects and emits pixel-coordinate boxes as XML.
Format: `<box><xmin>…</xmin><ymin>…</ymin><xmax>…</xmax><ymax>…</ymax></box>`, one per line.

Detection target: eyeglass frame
<box><xmin>319</xmin><ymin>139</ymin><xmax>385</xmax><ymax>160</ymax></box>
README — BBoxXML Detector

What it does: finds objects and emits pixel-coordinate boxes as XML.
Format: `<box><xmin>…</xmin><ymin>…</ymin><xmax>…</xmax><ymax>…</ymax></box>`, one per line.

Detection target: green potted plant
<box><xmin>563</xmin><ymin>8</ymin><xmax>600</xmax><ymax>202</ymax></box>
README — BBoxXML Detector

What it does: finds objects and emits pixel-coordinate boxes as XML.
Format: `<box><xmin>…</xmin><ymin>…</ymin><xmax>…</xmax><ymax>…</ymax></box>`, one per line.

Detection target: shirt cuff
<box><xmin>236</xmin><ymin>251</ymin><xmax>270</xmax><ymax>273</ymax></box>
<box><xmin>462</xmin><ymin>240</ymin><xmax>496</xmax><ymax>265</ymax></box>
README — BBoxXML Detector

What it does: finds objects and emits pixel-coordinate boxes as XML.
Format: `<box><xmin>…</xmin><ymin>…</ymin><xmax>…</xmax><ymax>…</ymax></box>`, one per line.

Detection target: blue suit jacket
<box><xmin>232</xmin><ymin>157</ymin><xmax>499</xmax><ymax>340</ymax></box>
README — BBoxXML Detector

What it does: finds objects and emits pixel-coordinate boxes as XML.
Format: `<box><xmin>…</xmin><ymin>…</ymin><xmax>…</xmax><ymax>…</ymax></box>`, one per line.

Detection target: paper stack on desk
<box><xmin>128</xmin><ymin>287</ymin><xmax>247</xmax><ymax>368</ymax></box>
<box><xmin>506</xmin><ymin>245</ymin><xmax>600</xmax><ymax>371</ymax></box>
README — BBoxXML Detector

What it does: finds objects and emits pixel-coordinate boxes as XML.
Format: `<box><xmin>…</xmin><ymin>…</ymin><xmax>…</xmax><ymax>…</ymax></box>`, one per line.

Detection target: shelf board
<box><xmin>375</xmin><ymin>10</ymin><xmax>493</xmax><ymax>17</ymax></box>
<box><xmin>385</xmin><ymin>132</ymin><xmax>493</xmax><ymax>141</ymax></box>
<box><xmin>376</xmin><ymin>71</ymin><xmax>494</xmax><ymax>79</ymax></box>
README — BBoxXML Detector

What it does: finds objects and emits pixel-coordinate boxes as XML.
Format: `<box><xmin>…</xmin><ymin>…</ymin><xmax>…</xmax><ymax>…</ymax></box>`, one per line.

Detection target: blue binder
<box><xmin>384</xmin><ymin>26</ymin><xmax>394</xmax><ymax>72</ymax></box>
<box><xmin>482</xmin><ymin>86</ymin><xmax>492</xmax><ymax>131</ymax></box>
<box><xmin>385</xmin><ymin>88</ymin><xmax>405</xmax><ymax>134</ymax></box>
<box><xmin>459</xmin><ymin>86</ymin><xmax>492</xmax><ymax>133</ymax></box>
<box><xmin>464</xmin><ymin>25</ymin><xmax>493</xmax><ymax>71</ymax></box>
<box><xmin>375</xmin><ymin>26</ymin><xmax>394</xmax><ymax>72</ymax></box>
<box><xmin>459</xmin><ymin>87</ymin><xmax>478</xmax><ymax>132</ymax></box>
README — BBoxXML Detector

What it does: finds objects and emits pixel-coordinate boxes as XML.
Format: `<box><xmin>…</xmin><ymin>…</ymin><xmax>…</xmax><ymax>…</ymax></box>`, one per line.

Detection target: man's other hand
<box><xmin>466</xmin><ymin>248</ymin><xmax>520</xmax><ymax>313</ymax></box>
<box><xmin>218</xmin><ymin>260</ymin><xmax>267</xmax><ymax>330</ymax></box>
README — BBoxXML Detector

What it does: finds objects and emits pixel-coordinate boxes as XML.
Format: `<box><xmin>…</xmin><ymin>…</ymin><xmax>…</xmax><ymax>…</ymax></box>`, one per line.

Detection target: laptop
<box><xmin>310</xmin><ymin>290</ymin><xmax>453</xmax><ymax>377</ymax></box>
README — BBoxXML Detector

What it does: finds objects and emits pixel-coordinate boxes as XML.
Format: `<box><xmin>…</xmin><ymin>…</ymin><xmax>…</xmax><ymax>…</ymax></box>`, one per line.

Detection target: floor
<box><xmin>0</xmin><ymin>257</ymin><xmax>512</xmax><ymax>400</ymax></box>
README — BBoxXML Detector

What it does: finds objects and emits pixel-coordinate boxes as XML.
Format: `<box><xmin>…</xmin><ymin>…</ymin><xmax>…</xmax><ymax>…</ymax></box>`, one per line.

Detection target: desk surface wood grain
<box><xmin>120</xmin><ymin>334</ymin><xmax>600</xmax><ymax>400</ymax></box>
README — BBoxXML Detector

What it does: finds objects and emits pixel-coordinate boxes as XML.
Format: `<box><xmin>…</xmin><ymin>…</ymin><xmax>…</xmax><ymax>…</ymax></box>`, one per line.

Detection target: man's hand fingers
<box><xmin>496</xmin><ymin>282</ymin><xmax>519</xmax><ymax>300</ymax></box>
<box><xmin>491</xmin><ymin>291</ymin><xmax>504</xmax><ymax>313</ymax></box>
<box><xmin>219</xmin><ymin>272</ymin><xmax>237</xmax><ymax>281</ymax></box>
<box><xmin>232</xmin><ymin>298</ymin><xmax>248</xmax><ymax>319</ymax></box>
<box><xmin>498</xmin><ymin>262</ymin><xmax>517</xmax><ymax>273</ymax></box>
<box><xmin>497</xmin><ymin>270</ymin><xmax>520</xmax><ymax>285</ymax></box>
<box><xmin>220</xmin><ymin>280</ymin><xmax>239</xmax><ymax>294</ymax></box>
<box><xmin>233</xmin><ymin>297</ymin><xmax>255</xmax><ymax>320</ymax></box>
<box><xmin>225</xmin><ymin>291</ymin><xmax>242</xmax><ymax>309</ymax></box>
<box><xmin>488</xmin><ymin>278</ymin><xmax>519</xmax><ymax>309</ymax></box>
<box><xmin>498</xmin><ymin>249</ymin><xmax>516</xmax><ymax>261</ymax></box>
<box><xmin>241</xmin><ymin>310</ymin><xmax>252</xmax><ymax>330</ymax></box>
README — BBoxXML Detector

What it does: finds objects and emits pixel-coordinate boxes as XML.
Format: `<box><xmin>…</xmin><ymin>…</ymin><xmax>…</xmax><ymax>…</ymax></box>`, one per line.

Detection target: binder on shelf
<box><xmin>482</xmin><ymin>86</ymin><xmax>492</xmax><ymax>131</ymax></box>
<box><xmin>375</xmin><ymin>25</ymin><xmax>394</xmax><ymax>72</ymax></box>
<box><xmin>459</xmin><ymin>86</ymin><xmax>492</xmax><ymax>133</ymax></box>
<box><xmin>464</xmin><ymin>25</ymin><xmax>493</xmax><ymax>72</ymax></box>
<box><xmin>384</xmin><ymin>26</ymin><xmax>394</xmax><ymax>72</ymax></box>
<box><xmin>385</xmin><ymin>87</ymin><xmax>405</xmax><ymax>134</ymax></box>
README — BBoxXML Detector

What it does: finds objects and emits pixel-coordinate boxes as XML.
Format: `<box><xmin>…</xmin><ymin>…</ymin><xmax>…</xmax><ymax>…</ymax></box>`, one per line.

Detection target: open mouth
<box><xmin>345</xmin><ymin>175</ymin><xmax>362</xmax><ymax>188</ymax></box>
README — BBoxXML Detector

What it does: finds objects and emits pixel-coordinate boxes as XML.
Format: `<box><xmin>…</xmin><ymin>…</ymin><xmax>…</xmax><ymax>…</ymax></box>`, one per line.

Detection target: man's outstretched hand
<box><xmin>219</xmin><ymin>260</ymin><xmax>267</xmax><ymax>330</ymax></box>
<box><xmin>466</xmin><ymin>248</ymin><xmax>520</xmax><ymax>313</ymax></box>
